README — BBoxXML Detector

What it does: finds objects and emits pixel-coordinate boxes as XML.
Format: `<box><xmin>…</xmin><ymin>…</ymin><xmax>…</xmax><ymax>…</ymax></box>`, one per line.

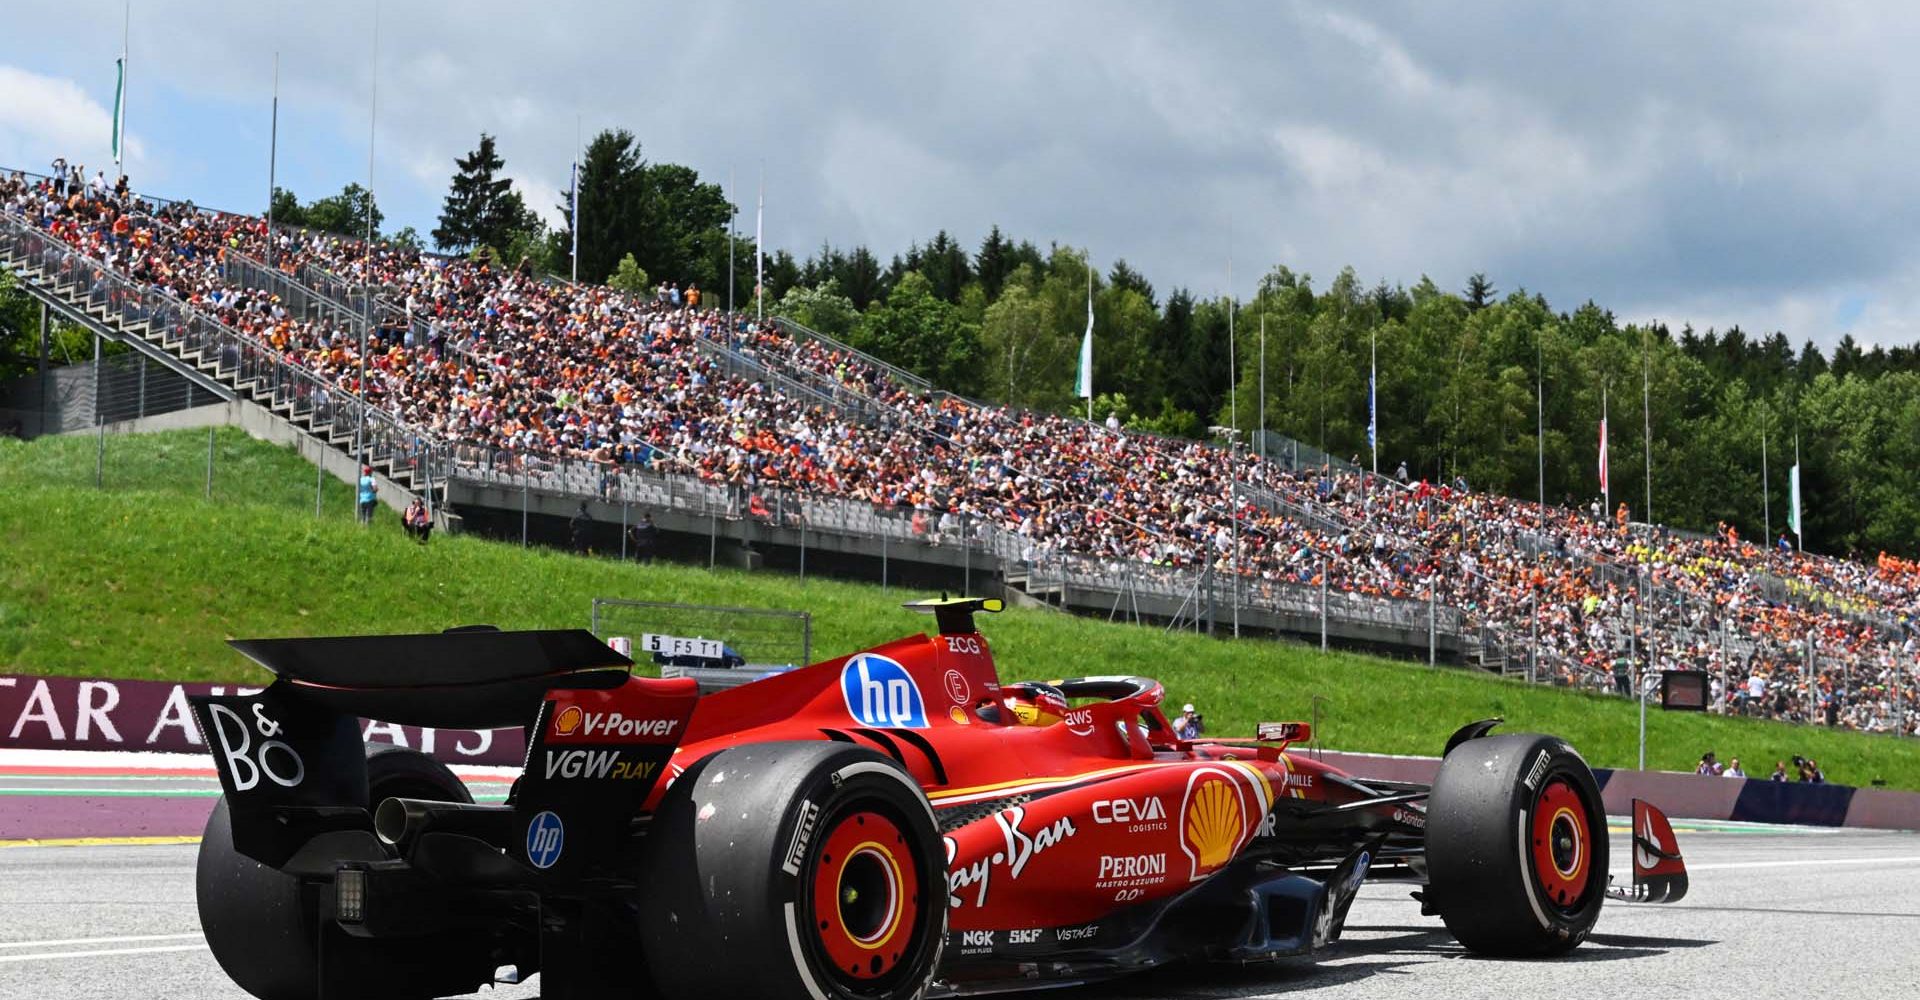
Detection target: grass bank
<box><xmin>4</xmin><ymin>429</ymin><xmax>1917</xmax><ymax>788</ymax></box>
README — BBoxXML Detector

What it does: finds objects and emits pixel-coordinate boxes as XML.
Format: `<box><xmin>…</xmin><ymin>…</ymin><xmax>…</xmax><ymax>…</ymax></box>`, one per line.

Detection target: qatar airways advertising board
<box><xmin>0</xmin><ymin>674</ymin><xmax>526</xmax><ymax>766</ymax></box>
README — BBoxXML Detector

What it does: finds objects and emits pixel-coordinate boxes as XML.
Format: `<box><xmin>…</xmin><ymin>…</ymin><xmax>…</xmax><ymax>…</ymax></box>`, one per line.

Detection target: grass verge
<box><xmin>4</xmin><ymin>428</ymin><xmax>1917</xmax><ymax>788</ymax></box>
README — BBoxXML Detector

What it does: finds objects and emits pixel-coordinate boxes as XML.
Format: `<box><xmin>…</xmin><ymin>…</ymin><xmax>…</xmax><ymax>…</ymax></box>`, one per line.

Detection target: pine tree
<box><xmin>839</xmin><ymin>246</ymin><xmax>884</xmax><ymax>310</ymax></box>
<box><xmin>1463</xmin><ymin>272</ymin><xmax>1496</xmax><ymax>311</ymax></box>
<box><xmin>552</xmin><ymin>129</ymin><xmax>645</xmax><ymax>284</ymax></box>
<box><xmin>1107</xmin><ymin>258</ymin><xmax>1155</xmax><ymax>305</ymax></box>
<box><xmin>434</xmin><ymin>134</ymin><xmax>540</xmax><ymax>256</ymax></box>
<box><xmin>976</xmin><ymin>226</ymin><xmax>1013</xmax><ymax>299</ymax></box>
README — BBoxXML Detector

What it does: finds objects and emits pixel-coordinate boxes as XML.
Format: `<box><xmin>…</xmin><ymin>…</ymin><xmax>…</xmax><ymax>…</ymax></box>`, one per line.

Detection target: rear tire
<box><xmin>639</xmin><ymin>742</ymin><xmax>946</xmax><ymax>1000</ymax></box>
<box><xmin>196</xmin><ymin>743</ymin><xmax>472</xmax><ymax>1000</ymax></box>
<box><xmin>1425</xmin><ymin>732</ymin><xmax>1607</xmax><ymax>956</ymax></box>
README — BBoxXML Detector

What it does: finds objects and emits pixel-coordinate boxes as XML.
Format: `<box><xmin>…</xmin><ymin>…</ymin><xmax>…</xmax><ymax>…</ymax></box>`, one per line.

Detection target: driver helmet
<box><xmin>1001</xmin><ymin>682</ymin><xmax>1069</xmax><ymax>727</ymax></box>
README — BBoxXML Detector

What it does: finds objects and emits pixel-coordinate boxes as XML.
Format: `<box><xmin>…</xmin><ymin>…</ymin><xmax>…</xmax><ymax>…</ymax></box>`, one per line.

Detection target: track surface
<box><xmin>3</xmin><ymin>826</ymin><xmax>1917</xmax><ymax>999</ymax></box>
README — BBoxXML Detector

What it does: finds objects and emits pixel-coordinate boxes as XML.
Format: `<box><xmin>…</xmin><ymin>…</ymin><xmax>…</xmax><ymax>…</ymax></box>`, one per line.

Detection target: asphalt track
<box><xmin>2</xmin><ymin>824</ymin><xmax>1916</xmax><ymax>1000</ymax></box>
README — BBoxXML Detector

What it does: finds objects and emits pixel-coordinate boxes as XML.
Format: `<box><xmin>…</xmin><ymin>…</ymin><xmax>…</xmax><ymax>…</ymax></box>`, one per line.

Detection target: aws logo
<box><xmin>840</xmin><ymin>653</ymin><xmax>928</xmax><ymax>729</ymax></box>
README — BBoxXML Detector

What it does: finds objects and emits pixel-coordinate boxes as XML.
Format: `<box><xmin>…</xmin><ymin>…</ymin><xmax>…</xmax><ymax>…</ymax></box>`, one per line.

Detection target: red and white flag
<box><xmin>1598</xmin><ymin>416</ymin><xmax>1609</xmax><ymax>493</ymax></box>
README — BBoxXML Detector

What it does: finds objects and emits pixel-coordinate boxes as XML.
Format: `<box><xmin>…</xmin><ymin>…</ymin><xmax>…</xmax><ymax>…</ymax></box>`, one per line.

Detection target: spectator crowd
<box><xmin>6</xmin><ymin>162</ymin><xmax>1919</xmax><ymax>742</ymax></box>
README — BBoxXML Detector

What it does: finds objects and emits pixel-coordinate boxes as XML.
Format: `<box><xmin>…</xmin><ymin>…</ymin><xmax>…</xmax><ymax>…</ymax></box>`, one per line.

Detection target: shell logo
<box><xmin>1178</xmin><ymin>765</ymin><xmax>1268</xmax><ymax>882</ymax></box>
<box><xmin>553</xmin><ymin>704</ymin><xmax>584</xmax><ymax>737</ymax></box>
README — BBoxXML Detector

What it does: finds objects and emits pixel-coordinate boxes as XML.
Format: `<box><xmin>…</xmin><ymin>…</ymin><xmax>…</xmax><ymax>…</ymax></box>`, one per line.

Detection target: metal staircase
<box><xmin>0</xmin><ymin>212</ymin><xmax>435</xmax><ymax>500</ymax></box>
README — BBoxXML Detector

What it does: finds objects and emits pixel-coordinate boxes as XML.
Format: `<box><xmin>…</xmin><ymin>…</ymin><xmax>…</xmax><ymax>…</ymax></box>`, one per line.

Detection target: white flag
<box><xmin>1598</xmin><ymin>416</ymin><xmax>1608</xmax><ymax>493</ymax></box>
<box><xmin>1075</xmin><ymin>281</ymin><xmax>1093</xmax><ymax>399</ymax></box>
<box><xmin>111</xmin><ymin>57</ymin><xmax>126</xmax><ymax>164</ymax></box>
<box><xmin>1788</xmin><ymin>463</ymin><xmax>1802</xmax><ymax>537</ymax></box>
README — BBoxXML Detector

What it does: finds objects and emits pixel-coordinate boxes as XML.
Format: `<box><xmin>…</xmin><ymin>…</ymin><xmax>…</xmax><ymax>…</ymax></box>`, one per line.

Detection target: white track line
<box><xmin>0</xmin><ymin>944</ymin><xmax>204</xmax><ymax>963</ymax></box>
<box><xmin>0</xmin><ymin>933</ymin><xmax>201</xmax><ymax>949</ymax></box>
<box><xmin>1683</xmin><ymin>855</ymin><xmax>1920</xmax><ymax>872</ymax></box>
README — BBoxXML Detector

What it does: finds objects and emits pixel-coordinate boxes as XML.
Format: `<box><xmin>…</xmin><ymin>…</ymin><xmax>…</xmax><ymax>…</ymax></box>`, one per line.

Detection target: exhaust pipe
<box><xmin>374</xmin><ymin>798</ymin><xmax>516</xmax><ymax>849</ymax></box>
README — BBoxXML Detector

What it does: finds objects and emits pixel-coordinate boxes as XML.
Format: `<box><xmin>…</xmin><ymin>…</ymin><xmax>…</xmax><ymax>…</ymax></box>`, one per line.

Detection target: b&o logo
<box><xmin>840</xmin><ymin>653</ymin><xmax>928</xmax><ymax>729</ymax></box>
<box><xmin>207</xmin><ymin>702</ymin><xmax>305</xmax><ymax>792</ymax></box>
<box><xmin>525</xmin><ymin>810</ymin><xmax>566</xmax><ymax>869</ymax></box>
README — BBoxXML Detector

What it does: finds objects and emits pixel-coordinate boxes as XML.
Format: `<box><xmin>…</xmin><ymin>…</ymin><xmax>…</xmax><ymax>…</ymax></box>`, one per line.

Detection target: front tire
<box><xmin>1425</xmin><ymin>732</ymin><xmax>1607</xmax><ymax>956</ymax></box>
<box><xmin>640</xmin><ymin>742</ymin><xmax>947</xmax><ymax>1000</ymax></box>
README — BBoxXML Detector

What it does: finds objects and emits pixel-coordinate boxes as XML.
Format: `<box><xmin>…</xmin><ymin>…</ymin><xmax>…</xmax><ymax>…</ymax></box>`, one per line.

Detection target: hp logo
<box><xmin>525</xmin><ymin>810</ymin><xmax>565</xmax><ymax>869</ymax></box>
<box><xmin>840</xmin><ymin>653</ymin><xmax>928</xmax><ymax>729</ymax></box>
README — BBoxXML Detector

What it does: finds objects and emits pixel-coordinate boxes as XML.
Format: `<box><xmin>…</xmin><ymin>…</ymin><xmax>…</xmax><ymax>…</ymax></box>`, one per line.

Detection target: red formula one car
<box><xmin>190</xmin><ymin>598</ymin><xmax>1688</xmax><ymax>1000</ymax></box>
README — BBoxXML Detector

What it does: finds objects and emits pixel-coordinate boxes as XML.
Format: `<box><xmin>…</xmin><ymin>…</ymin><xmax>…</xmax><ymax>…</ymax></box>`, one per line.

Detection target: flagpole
<box><xmin>570</xmin><ymin>115</ymin><xmax>580</xmax><ymax>284</ymax></box>
<box><xmin>1794</xmin><ymin>431</ymin><xmax>1802</xmax><ymax>553</ymax></box>
<box><xmin>1601</xmin><ymin>380</ymin><xmax>1610</xmax><ymax>517</ymax></box>
<box><xmin>355</xmin><ymin>0</ymin><xmax>378</xmax><ymax>479</ymax></box>
<box><xmin>1227</xmin><ymin>256</ymin><xmax>1235</xmax><ymax>435</ymax></box>
<box><xmin>1642</xmin><ymin>326</ymin><xmax>1652</xmax><ymax>525</ymax></box>
<box><xmin>1226</xmin><ymin>256</ymin><xmax>1239</xmax><ymax>639</ymax></box>
<box><xmin>727</xmin><ymin>166</ymin><xmax>735</xmax><ymax>316</ymax></box>
<box><xmin>1760</xmin><ymin>410</ymin><xmax>1770</xmax><ymax>544</ymax></box>
<box><xmin>755</xmin><ymin>163</ymin><xmax>764</xmax><ymax>324</ymax></box>
<box><xmin>1259</xmin><ymin>315</ymin><xmax>1266</xmax><ymax>459</ymax></box>
<box><xmin>1536</xmin><ymin>328</ymin><xmax>1544</xmax><ymax>511</ymax></box>
<box><xmin>1369</xmin><ymin>327</ymin><xmax>1378</xmax><ymax>478</ymax></box>
<box><xmin>118</xmin><ymin>1</ymin><xmax>129</xmax><ymax>182</ymax></box>
<box><xmin>266</xmin><ymin>51</ymin><xmax>278</xmax><ymax>268</ymax></box>
<box><xmin>1086</xmin><ymin>263</ymin><xmax>1094</xmax><ymax>422</ymax></box>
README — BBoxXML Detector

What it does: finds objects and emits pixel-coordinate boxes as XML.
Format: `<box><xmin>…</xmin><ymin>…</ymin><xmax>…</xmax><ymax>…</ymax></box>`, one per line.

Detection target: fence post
<box><xmin>94</xmin><ymin>332</ymin><xmax>105</xmax><ymax>488</ymax></box>
<box><xmin>882</xmin><ymin>525</ymin><xmax>889</xmax><ymax>591</ymax></box>
<box><xmin>1805</xmin><ymin>628</ymin><xmax>1816</xmax><ymax>698</ymax></box>
<box><xmin>963</xmin><ymin>514</ymin><xmax>971</xmax><ymax>594</ymax></box>
<box><xmin>205</xmin><ymin>426</ymin><xmax>215</xmax><ymax>499</ymax></box>
<box><xmin>709</xmin><ymin>508</ymin><xmax>718</xmax><ymax>570</ymax></box>
<box><xmin>1428</xmin><ymin>584</ymin><xmax>1436</xmax><ymax>666</ymax></box>
<box><xmin>621</xmin><ymin>499</ymin><xmax>629</xmax><ymax>562</ymax></box>
<box><xmin>1319</xmin><ymin>556</ymin><xmax>1328</xmax><ymax>653</ymax></box>
<box><xmin>36</xmin><ymin>300</ymin><xmax>49</xmax><ymax>436</ymax></box>
<box><xmin>521</xmin><ymin>476</ymin><xmax>529</xmax><ymax>547</ymax></box>
<box><xmin>1631</xmin><ymin>593</ymin><xmax>1644</xmax><ymax>769</ymax></box>
<box><xmin>1529</xmin><ymin>591</ymin><xmax>1538</xmax><ymax>684</ymax></box>
<box><xmin>799</xmin><ymin>503</ymin><xmax>807</xmax><ymax>582</ymax></box>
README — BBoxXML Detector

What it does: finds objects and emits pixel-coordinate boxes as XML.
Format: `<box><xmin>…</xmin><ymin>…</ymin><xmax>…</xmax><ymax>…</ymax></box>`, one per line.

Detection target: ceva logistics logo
<box><xmin>840</xmin><ymin>653</ymin><xmax>929</xmax><ymax>729</ymax></box>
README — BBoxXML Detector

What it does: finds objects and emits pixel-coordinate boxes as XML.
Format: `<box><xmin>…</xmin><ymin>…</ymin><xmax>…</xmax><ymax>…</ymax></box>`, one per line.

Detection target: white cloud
<box><xmin>7</xmin><ymin>3</ymin><xmax>1920</xmax><ymax>351</ymax></box>
<box><xmin>0</xmin><ymin>64</ymin><xmax>143</xmax><ymax>177</ymax></box>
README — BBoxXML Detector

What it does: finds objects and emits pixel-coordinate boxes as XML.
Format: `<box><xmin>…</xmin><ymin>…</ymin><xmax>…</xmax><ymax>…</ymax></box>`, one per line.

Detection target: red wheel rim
<box><xmin>810</xmin><ymin>810</ymin><xmax>920</xmax><ymax>982</ymax></box>
<box><xmin>1529</xmin><ymin>777</ymin><xmax>1591</xmax><ymax>909</ymax></box>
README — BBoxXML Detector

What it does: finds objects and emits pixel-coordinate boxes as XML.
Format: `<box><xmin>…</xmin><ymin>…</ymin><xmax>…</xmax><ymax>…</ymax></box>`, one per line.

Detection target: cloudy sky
<box><xmin>4</xmin><ymin>2</ymin><xmax>1917</xmax><ymax>348</ymax></box>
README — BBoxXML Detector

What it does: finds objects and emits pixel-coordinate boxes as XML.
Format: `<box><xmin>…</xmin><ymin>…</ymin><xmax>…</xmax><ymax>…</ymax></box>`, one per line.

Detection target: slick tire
<box><xmin>1425</xmin><ymin>732</ymin><xmax>1607</xmax><ymax>957</ymax></box>
<box><xmin>196</xmin><ymin>744</ymin><xmax>471</xmax><ymax>1000</ymax></box>
<box><xmin>640</xmin><ymin>742</ymin><xmax>946</xmax><ymax>1000</ymax></box>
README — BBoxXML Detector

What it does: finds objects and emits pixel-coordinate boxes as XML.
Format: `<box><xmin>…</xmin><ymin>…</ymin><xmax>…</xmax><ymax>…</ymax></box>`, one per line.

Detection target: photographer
<box><xmin>1173</xmin><ymin>703</ymin><xmax>1205</xmax><ymax>740</ymax></box>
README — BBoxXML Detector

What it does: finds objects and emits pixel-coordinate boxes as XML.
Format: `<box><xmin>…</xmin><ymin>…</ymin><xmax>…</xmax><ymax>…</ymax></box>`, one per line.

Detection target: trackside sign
<box><xmin>0</xmin><ymin>675</ymin><xmax>526</xmax><ymax>766</ymax></box>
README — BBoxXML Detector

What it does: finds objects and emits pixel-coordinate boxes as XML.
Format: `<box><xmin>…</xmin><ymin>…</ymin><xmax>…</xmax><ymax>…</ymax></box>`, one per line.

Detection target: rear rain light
<box><xmin>335</xmin><ymin>867</ymin><xmax>367</xmax><ymax>923</ymax></box>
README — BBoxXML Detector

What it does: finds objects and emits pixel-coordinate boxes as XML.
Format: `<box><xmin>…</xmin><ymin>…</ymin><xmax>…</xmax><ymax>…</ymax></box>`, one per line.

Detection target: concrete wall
<box><xmin>1315</xmin><ymin>747</ymin><xmax>1920</xmax><ymax>831</ymax></box>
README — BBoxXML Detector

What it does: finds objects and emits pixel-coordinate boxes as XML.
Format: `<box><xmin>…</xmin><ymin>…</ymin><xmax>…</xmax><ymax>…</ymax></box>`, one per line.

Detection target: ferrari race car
<box><xmin>189</xmin><ymin>597</ymin><xmax>1688</xmax><ymax>1000</ymax></box>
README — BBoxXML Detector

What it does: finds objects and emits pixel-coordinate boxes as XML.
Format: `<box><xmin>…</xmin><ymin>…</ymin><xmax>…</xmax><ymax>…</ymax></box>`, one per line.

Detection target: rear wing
<box><xmin>188</xmin><ymin>628</ymin><xmax>695</xmax><ymax>874</ymax></box>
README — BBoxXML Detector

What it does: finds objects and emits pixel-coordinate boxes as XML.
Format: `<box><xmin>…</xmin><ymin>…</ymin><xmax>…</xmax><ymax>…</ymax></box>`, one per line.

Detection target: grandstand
<box><xmin>2</xmin><ymin>163</ymin><xmax>1915</xmax><ymax>742</ymax></box>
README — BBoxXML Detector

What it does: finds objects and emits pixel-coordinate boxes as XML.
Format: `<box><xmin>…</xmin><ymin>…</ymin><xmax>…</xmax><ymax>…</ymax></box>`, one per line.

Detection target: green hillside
<box><xmin>3</xmin><ymin>428</ymin><xmax>1917</xmax><ymax>788</ymax></box>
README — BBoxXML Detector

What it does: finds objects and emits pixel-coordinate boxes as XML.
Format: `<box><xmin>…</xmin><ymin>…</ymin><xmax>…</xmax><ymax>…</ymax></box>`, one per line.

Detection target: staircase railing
<box><xmin>0</xmin><ymin>211</ymin><xmax>437</xmax><ymax>491</ymax></box>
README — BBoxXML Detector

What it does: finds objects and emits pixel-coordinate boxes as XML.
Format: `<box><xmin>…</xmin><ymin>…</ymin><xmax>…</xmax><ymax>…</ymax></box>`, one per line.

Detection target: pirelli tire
<box><xmin>195</xmin><ymin>743</ymin><xmax>472</xmax><ymax>1000</ymax></box>
<box><xmin>639</xmin><ymin>741</ymin><xmax>947</xmax><ymax>1000</ymax></box>
<box><xmin>1424</xmin><ymin>732</ymin><xmax>1608</xmax><ymax>957</ymax></box>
